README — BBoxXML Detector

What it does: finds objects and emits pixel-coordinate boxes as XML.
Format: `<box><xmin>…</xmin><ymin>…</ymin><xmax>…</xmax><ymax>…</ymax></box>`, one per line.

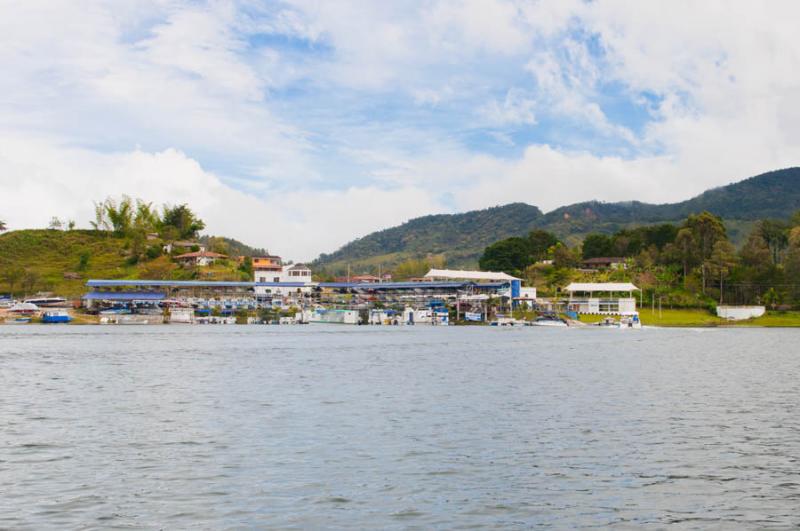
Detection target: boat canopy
<box><xmin>83</xmin><ymin>291</ymin><xmax>166</xmax><ymax>301</ymax></box>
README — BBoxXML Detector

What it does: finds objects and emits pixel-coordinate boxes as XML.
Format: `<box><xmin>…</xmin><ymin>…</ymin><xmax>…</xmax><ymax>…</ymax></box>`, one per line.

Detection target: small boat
<box><xmin>5</xmin><ymin>317</ymin><xmax>31</xmax><ymax>324</ymax></box>
<box><xmin>24</xmin><ymin>297</ymin><xmax>68</xmax><ymax>308</ymax></box>
<box><xmin>42</xmin><ymin>310</ymin><xmax>73</xmax><ymax>324</ymax></box>
<box><xmin>597</xmin><ymin>317</ymin><xmax>620</xmax><ymax>328</ymax></box>
<box><xmin>529</xmin><ymin>314</ymin><xmax>569</xmax><ymax>327</ymax></box>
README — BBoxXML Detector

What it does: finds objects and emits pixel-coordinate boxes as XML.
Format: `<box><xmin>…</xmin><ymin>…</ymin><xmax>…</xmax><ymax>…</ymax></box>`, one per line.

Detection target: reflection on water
<box><xmin>1</xmin><ymin>326</ymin><xmax>799</xmax><ymax>528</ymax></box>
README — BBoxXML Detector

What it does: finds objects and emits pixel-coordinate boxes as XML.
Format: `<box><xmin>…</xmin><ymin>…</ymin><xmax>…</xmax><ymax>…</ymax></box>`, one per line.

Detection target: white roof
<box><xmin>565</xmin><ymin>282</ymin><xmax>639</xmax><ymax>292</ymax></box>
<box><xmin>425</xmin><ymin>269</ymin><xmax>520</xmax><ymax>282</ymax></box>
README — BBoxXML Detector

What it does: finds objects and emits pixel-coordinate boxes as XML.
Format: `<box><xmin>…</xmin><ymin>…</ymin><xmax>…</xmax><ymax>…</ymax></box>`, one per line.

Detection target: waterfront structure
<box><xmin>717</xmin><ymin>305</ymin><xmax>766</xmax><ymax>320</ymax></box>
<box><xmin>564</xmin><ymin>282</ymin><xmax>639</xmax><ymax>315</ymax></box>
<box><xmin>253</xmin><ymin>261</ymin><xmax>313</xmax><ymax>296</ymax></box>
<box><xmin>175</xmin><ymin>250</ymin><xmax>227</xmax><ymax>267</ymax></box>
<box><xmin>515</xmin><ymin>287</ymin><xmax>538</xmax><ymax>308</ymax></box>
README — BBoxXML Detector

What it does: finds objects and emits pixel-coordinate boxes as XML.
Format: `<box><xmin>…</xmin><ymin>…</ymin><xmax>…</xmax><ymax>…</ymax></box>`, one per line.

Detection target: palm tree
<box><xmin>0</xmin><ymin>219</ymin><xmax>6</xmax><ymax>232</ymax></box>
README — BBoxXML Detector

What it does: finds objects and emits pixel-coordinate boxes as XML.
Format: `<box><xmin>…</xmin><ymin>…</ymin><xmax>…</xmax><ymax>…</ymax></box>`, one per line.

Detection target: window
<box><xmin>274</xmin><ymin>277</ymin><xmax>280</xmax><ymax>282</ymax></box>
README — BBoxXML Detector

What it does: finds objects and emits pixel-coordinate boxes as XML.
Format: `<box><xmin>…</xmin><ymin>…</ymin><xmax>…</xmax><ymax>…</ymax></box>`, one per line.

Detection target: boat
<box><xmin>529</xmin><ymin>314</ymin><xmax>569</xmax><ymax>327</ymax></box>
<box><xmin>41</xmin><ymin>310</ymin><xmax>73</xmax><ymax>323</ymax></box>
<box><xmin>24</xmin><ymin>297</ymin><xmax>69</xmax><ymax>308</ymax></box>
<box><xmin>619</xmin><ymin>312</ymin><xmax>642</xmax><ymax>329</ymax></box>
<box><xmin>8</xmin><ymin>302</ymin><xmax>39</xmax><ymax>314</ymax></box>
<box><xmin>5</xmin><ymin>317</ymin><xmax>31</xmax><ymax>324</ymax></box>
<box><xmin>597</xmin><ymin>317</ymin><xmax>620</xmax><ymax>328</ymax></box>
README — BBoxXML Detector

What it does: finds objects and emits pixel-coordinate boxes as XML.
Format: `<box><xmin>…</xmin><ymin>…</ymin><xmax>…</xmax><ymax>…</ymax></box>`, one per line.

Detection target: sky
<box><xmin>1</xmin><ymin>0</ymin><xmax>799</xmax><ymax>261</ymax></box>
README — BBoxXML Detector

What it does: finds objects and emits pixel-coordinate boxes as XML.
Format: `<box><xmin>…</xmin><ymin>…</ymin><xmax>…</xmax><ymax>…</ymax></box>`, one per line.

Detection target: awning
<box><xmin>82</xmin><ymin>291</ymin><xmax>166</xmax><ymax>301</ymax></box>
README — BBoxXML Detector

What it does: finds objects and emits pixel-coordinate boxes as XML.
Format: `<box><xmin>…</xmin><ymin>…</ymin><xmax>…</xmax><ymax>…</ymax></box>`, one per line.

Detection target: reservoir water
<box><xmin>1</xmin><ymin>325</ymin><xmax>799</xmax><ymax>528</ymax></box>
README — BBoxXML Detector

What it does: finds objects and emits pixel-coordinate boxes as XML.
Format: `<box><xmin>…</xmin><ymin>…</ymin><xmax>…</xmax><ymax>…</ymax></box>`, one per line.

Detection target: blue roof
<box><xmin>83</xmin><ymin>291</ymin><xmax>166</xmax><ymax>301</ymax></box>
<box><xmin>86</xmin><ymin>279</ymin><xmax>306</xmax><ymax>288</ymax></box>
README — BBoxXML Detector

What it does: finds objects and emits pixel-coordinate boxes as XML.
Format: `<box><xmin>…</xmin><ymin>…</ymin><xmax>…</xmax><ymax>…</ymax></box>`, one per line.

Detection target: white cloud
<box><xmin>1</xmin><ymin>0</ymin><xmax>800</xmax><ymax>263</ymax></box>
<box><xmin>0</xmin><ymin>135</ymin><xmax>443</xmax><ymax>261</ymax></box>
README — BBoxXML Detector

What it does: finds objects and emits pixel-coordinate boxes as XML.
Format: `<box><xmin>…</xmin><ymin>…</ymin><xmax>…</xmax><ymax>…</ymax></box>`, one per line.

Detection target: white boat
<box><xmin>4</xmin><ymin>317</ymin><xmax>31</xmax><ymax>324</ymax></box>
<box><xmin>24</xmin><ymin>297</ymin><xmax>68</xmax><ymax>308</ymax></box>
<box><xmin>529</xmin><ymin>314</ymin><xmax>569</xmax><ymax>327</ymax></box>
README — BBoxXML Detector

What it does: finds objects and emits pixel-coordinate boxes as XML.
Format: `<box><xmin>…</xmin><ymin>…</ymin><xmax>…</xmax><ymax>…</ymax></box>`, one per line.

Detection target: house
<box><xmin>164</xmin><ymin>240</ymin><xmax>205</xmax><ymax>254</ymax></box>
<box><xmin>351</xmin><ymin>274</ymin><xmax>381</xmax><ymax>283</ymax></box>
<box><xmin>175</xmin><ymin>251</ymin><xmax>227</xmax><ymax>267</ymax></box>
<box><xmin>564</xmin><ymin>282</ymin><xmax>639</xmax><ymax>315</ymax></box>
<box><xmin>253</xmin><ymin>261</ymin><xmax>314</xmax><ymax>297</ymax></box>
<box><xmin>582</xmin><ymin>257</ymin><xmax>628</xmax><ymax>270</ymax></box>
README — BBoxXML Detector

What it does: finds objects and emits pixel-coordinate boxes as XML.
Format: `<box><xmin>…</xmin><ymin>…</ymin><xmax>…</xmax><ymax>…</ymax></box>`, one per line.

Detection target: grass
<box><xmin>0</xmin><ymin>229</ymin><xmax>248</xmax><ymax>298</ymax></box>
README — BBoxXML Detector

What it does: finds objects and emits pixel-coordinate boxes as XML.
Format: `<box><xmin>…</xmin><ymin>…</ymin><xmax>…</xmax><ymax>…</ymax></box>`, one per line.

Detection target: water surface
<box><xmin>1</xmin><ymin>326</ymin><xmax>799</xmax><ymax>528</ymax></box>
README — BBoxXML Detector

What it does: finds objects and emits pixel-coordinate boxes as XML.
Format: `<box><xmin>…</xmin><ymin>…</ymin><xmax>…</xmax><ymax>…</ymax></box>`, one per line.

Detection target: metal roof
<box><xmin>565</xmin><ymin>282</ymin><xmax>639</xmax><ymax>292</ymax></box>
<box><xmin>424</xmin><ymin>268</ymin><xmax>520</xmax><ymax>282</ymax></box>
<box><xmin>318</xmin><ymin>281</ymin><xmax>508</xmax><ymax>290</ymax></box>
<box><xmin>83</xmin><ymin>291</ymin><xmax>166</xmax><ymax>301</ymax></box>
<box><xmin>86</xmin><ymin>279</ymin><xmax>307</xmax><ymax>288</ymax></box>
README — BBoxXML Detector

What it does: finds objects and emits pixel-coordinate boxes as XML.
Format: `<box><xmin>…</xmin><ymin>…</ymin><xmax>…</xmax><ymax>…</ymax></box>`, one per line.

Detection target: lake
<box><xmin>1</xmin><ymin>325</ymin><xmax>799</xmax><ymax>528</ymax></box>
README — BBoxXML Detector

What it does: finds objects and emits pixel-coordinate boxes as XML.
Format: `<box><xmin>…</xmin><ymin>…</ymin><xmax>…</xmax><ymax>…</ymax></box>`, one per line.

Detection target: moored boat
<box><xmin>42</xmin><ymin>310</ymin><xmax>73</xmax><ymax>324</ymax></box>
<box><xmin>529</xmin><ymin>314</ymin><xmax>569</xmax><ymax>327</ymax></box>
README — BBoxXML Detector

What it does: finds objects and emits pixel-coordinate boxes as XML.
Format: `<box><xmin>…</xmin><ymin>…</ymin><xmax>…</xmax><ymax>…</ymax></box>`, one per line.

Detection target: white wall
<box><xmin>717</xmin><ymin>306</ymin><xmax>765</xmax><ymax>320</ymax></box>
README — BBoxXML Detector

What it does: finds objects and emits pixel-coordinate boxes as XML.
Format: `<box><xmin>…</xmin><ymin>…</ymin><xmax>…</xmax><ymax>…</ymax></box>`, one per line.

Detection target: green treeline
<box><xmin>480</xmin><ymin>211</ymin><xmax>800</xmax><ymax>308</ymax></box>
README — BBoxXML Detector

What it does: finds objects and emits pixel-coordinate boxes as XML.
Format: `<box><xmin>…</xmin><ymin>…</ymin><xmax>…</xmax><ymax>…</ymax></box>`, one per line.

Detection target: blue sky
<box><xmin>1</xmin><ymin>1</ymin><xmax>799</xmax><ymax>260</ymax></box>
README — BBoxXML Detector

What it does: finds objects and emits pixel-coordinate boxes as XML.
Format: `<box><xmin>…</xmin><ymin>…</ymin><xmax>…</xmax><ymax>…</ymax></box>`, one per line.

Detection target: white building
<box><xmin>254</xmin><ymin>263</ymin><xmax>314</xmax><ymax>297</ymax></box>
<box><xmin>515</xmin><ymin>287</ymin><xmax>538</xmax><ymax>308</ymax></box>
<box><xmin>564</xmin><ymin>282</ymin><xmax>639</xmax><ymax>315</ymax></box>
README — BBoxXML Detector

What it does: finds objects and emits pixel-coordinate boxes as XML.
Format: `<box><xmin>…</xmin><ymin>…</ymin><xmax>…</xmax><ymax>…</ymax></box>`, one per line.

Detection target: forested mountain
<box><xmin>314</xmin><ymin>167</ymin><xmax>800</xmax><ymax>272</ymax></box>
<box><xmin>314</xmin><ymin>203</ymin><xmax>544</xmax><ymax>273</ymax></box>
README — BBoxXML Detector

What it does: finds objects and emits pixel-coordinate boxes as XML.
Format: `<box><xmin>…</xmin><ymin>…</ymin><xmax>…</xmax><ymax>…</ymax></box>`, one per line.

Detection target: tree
<box><xmin>479</xmin><ymin>237</ymin><xmax>530</xmax><ymax>274</ymax></box>
<box><xmin>48</xmin><ymin>217</ymin><xmax>63</xmax><ymax>230</ymax></box>
<box><xmin>739</xmin><ymin>229</ymin><xmax>772</xmax><ymax>273</ymax></box>
<box><xmin>161</xmin><ymin>204</ymin><xmax>205</xmax><ymax>240</ymax></box>
<box><xmin>67</xmin><ymin>220</ymin><xmax>76</xmax><ymax>231</ymax></box>
<box><xmin>758</xmin><ymin>219</ymin><xmax>789</xmax><ymax>265</ymax></box>
<box><xmin>582</xmin><ymin>233</ymin><xmax>613</xmax><ymax>259</ymax></box>
<box><xmin>105</xmin><ymin>196</ymin><xmax>134</xmax><ymax>235</ymax></box>
<box><xmin>21</xmin><ymin>269</ymin><xmax>40</xmax><ymax>295</ymax></box>
<box><xmin>673</xmin><ymin>227</ymin><xmax>696</xmax><ymax>280</ymax></box>
<box><xmin>706</xmin><ymin>240</ymin><xmax>738</xmax><ymax>304</ymax></box>
<box><xmin>2</xmin><ymin>267</ymin><xmax>24</xmax><ymax>294</ymax></box>
<box><xmin>393</xmin><ymin>256</ymin><xmax>446</xmax><ymax>280</ymax></box>
<box><xmin>77</xmin><ymin>251</ymin><xmax>91</xmax><ymax>271</ymax></box>
<box><xmin>133</xmin><ymin>200</ymin><xmax>161</xmax><ymax>233</ymax></box>
<box><xmin>0</xmin><ymin>219</ymin><xmax>6</xmax><ymax>232</ymax></box>
<box><xmin>527</xmin><ymin>230</ymin><xmax>560</xmax><ymax>262</ymax></box>
<box><xmin>785</xmin><ymin>227</ymin><xmax>800</xmax><ymax>281</ymax></box>
<box><xmin>685</xmin><ymin>212</ymin><xmax>727</xmax><ymax>293</ymax></box>
<box><xmin>553</xmin><ymin>243</ymin><xmax>580</xmax><ymax>269</ymax></box>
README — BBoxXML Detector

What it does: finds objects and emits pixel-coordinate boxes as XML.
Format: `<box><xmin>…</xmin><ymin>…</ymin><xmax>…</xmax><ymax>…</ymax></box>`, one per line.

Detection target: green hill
<box><xmin>0</xmin><ymin>229</ymin><xmax>251</xmax><ymax>298</ymax></box>
<box><xmin>314</xmin><ymin>167</ymin><xmax>800</xmax><ymax>272</ymax></box>
<box><xmin>314</xmin><ymin>203</ymin><xmax>544</xmax><ymax>273</ymax></box>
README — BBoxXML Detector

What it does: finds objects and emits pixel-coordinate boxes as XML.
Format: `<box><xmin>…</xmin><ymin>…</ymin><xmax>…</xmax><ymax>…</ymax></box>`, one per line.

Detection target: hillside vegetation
<box><xmin>0</xmin><ymin>229</ymin><xmax>255</xmax><ymax>298</ymax></box>
<box><xmin>314</xmin><ymin>167</ymin><xmax>800</xmax><ymax>273</ymax></box>
<box><xmin>314</xmin><ymin>203</ymin><xmax>543</xmax><ymax>273</ymax></box>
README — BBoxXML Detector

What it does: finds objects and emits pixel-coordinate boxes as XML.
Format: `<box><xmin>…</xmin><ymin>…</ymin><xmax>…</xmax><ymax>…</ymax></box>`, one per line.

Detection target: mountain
<box><xmin>314</xmin><ymin>203</ymin><xmax>544</xmax><ymax>273</ymax></box>
<box><xmin>314</xmin><ymin>167</ymin><xmax>800</xmax><ymax>272</ymax></box>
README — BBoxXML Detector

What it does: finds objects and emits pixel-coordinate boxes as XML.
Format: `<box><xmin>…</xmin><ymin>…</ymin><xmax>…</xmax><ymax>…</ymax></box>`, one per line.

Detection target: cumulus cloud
<box><xmin>1</xmin><ymin>0</ymin><xmax>799</xmax><ymax>261</ymax></box>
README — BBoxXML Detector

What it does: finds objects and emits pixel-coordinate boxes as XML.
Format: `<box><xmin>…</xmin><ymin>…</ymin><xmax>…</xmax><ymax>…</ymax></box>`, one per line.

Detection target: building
<box><xmin>515</xmin><ymin>287</ymin><xmax>538</xmax><ymax>308</ymax></box>
<box><xmin>582</xmin><ymin>257</ymin><xmax>628</xmax><ymax>270</ymax></box>
<box><xmin>251</xmin><ymin>255</ymin><xmax>284</xmax><ymax>282</ymax></box>
<box><xmin>351</xmin><ymin>274</ymin><xmax>381</xmax><ymax>283</ymax></box>
<box><xmin>253</xmin><ymin>262</ymin><xmax>313</xmax><ymax>297</ymax></box>
<box><xmin>564</xmin><ymin>282</ymin><xmax>639</xmax><ymax>315</ymax></box>
<box><xmin>424</xmin><ymin>269</ymin><xmax>522</xmax><ymax>305</ymax></box>
<box><xmin>424</xmin><ymin>268</ymin><xmax>520</xmax><ymax>283</ymax></box>
<box><xmin>163</xmin><ymin>240</ymin><xmax>205</xmax><ymax>254</ymax></box>
<box><xmin>175</xmin><ymin>251</ymin><xmax>227</xmax><ymax>267</ymax></box>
